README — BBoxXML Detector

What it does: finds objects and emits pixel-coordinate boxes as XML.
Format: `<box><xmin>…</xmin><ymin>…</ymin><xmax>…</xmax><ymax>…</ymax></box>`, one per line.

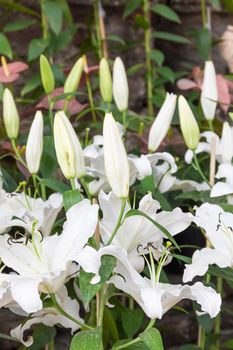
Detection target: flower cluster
<box><xmin>0</xmin><ymin>54</ymin><xmax>230</xmax><ymax>349</ymax></box>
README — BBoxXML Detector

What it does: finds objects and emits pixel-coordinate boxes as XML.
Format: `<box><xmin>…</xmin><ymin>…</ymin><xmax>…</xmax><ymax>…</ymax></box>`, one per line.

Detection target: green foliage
<box><xmin>123</xmin><ymin>0</ymin><xmax>142</xmax><ymax>18</ymax></box>
<box><xmin>3</xmin><ymin>19</ymin><xmax>37</xmax><ymax>32</ymax></box>
<box><xmin>44</xmin><ymin>0</ymin><xmax>63</xmax><ymax>35</ymax></box>
<box><xmin>69</xmin><ymin>327</ymin><xmax>102</xmax><ymax>350</ymax></box>
<box><xmin>139</xmin><ymin>328</ymin><xmax>164</xmax><ymax>350</ymax></box>
<box><xmin>63</xmin><ymin>189</ymin><xmax>83</xmax><ymax>211</ymax></box>
<box><xmin>29</xmin><ymin>325</ymin><xmax>56</xmax><ymax>350</ymax></box>
<box><xmin>79</xmin><ymin>255</ymin><xmax>116</xmax><ymax>308</ymax></box>
<box><xmin>151</xmin><ymin>4</ymin><xmax>181</xmax><ymax>23</ymax></box>
<box><xmin>121</xmin><ymin>309</ymin><xmax>144</xmax><ymax>338</ymax></box>
<box><xmin>0</xmin><ymin>33</ymin><xmax>12</xmax><ymax>58</ymax></box>
<box><xmin>28</xmin><ymin>39</ymin><xmax>49</xmax><ymax>61</ymax></box>
<box><xmin>153</xmin><ymin>31</ymin><xmax>190</xmax><ymax>44</ymax></box>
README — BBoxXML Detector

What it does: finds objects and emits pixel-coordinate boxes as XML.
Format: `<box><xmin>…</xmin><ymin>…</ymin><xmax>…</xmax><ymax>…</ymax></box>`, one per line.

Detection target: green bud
<box><xmin>178</xmin><ymin>95</ymin><xmax>200</xmax><ymax>150</ymax></box>
<box><xmin>99</xmin><ymin>58</ymin><xmax>112</xmax><ymax>103</ymax></box>
<box><xmin>3</xmin><ymin>88</ymin><xmax>19</xmax><ymax>140</ymax></box>
<box><xmin>64</xmin><ymin>57</ymin><xmax>83</xmax><ymax>96</ymax></box>
<box><xmin>40</xmin><ymin>55</ymin><xmax>55</xmax><ymax>95</ymax></box>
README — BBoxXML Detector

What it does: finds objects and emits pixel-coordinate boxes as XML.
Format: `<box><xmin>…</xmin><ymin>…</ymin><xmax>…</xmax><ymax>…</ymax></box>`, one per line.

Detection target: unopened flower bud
<box><xmin>113</xmin><ymin>57</ymin><xmax>129</xmax><ymax>112</ymax></box>
<box><xmin>54</xmin><ymin>111</ymin><xmax>85</xmax><ymax>179</ymax></box>
<box><xmin>99</xmin><ymin>58</ymin><xmax>112</xmax><ymax>103</ymax></box>
<box><xmin>25</xmin><ymin>111</ymin><xmax>44</xmax><ymax>174</ymax></box>
<box><xmin>3</xmin><ymin>88</ymin><xmax>19</xmax><ymax>139</ymax></box>
<box><xmin>103</xmin><ymin>112</ymin><xmax>129</xmax><ymax>198</ymax></box>
<box><xmin>178</xmin><ymin>95</ymin><xmax>200</xmax><ymax>150</ymax></box>
<box><xmin>201</xmin><ymin>61</ymin><xmax>218</xmax><ymax>121</ymax></box>
<box><xmin>64</xmin><ymin>57</ymin><xmax>83</xmax><ymax>96</ymax></box>
<box><xmin>39</xmin><ymin>55</ymin><xmax>55</xmax><ymax>95</ymax></box>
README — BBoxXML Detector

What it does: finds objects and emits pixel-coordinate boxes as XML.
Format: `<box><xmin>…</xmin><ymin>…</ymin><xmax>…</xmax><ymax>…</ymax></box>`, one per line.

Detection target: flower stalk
<box><xmin>143</xmin><ymin>0</ymin><xmax>153</xmax><ymax>117</ymax></box>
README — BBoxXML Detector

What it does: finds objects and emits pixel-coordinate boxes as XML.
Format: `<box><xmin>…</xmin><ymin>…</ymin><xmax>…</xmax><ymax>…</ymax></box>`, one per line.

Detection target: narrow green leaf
<box><xmin>195</xmin><ymin>28</ymin><xmax>212</xmax><ymax>61</ymax></box>
<box><xmin>69</xmin><ymin>327</ymin><xmax>102</xmax><ymax>350</ymax></box>
<box><xmin>30</xmin><ymin>325</ymin><xmax>56</xmax><ymax>350</ymax></box>
<box><xmin>151</xmin><ymin>4</ymin><xmax>181</xmax><ymax>23</ymax></box>
<box><xmin>44</xmin><ymin>0</ymin><xmax>63</xmax><ymax>35</ymax></box>
<box><xmin>0</xmin><ymin>1</ymin><xmax>39</xmax><ymax>17</ymax></box>
<box><xmin>156</xmin><ymin>66</ymin><xmax>175</xmax><ymax>82</ymax></box>
<box><xmin>0</xmin><ymin>32</ymin><xmax>12</xmax><ymax>58</ymax></box>
<box><xmin>104</xmin><ymin>308</ymin><xmax>119</xmax><ymax>342</ymax></box>
<box><xmin>124</xmin><ymin>209</ymin><xmax>180</xmax><ymax>251</ymax></box>
<box><xmin>153</xmin><ymin>31</ymin><xmax>190</xmax><ymax>44</ymax></box>
<box><xmin>139</xmin><ymin>328</ymin><xmax>164</xmax><ymax>350</ymax></box>
<box><xmin>4</xmin><ymin>19</ymin><xmax>37</xmax><ymax>32</ymax></box>
<box><xmin>21</xmin><ymin>73</ymin><xmax>41</xmax><ymax>96</ymax></box>
<box><xmin>28</xmin><ymin>39</ymin><xmax>48</xmax><ymax>61</ymax></box>
<box><xmin>107</xmin><ymin>35</ymin><xmax>126</xmax><ymax>46</ymax></box>
<box><xmin>40</xmin><ymin>136</ymin><xmax>58</xmax><ymax>178</ymax></box>
<box><xmin>40</xmin><ymin>178</ymin><xmax>70</xmax><ymax>194</ymax></box>
<box><xmin>121</xmin><ymin>309</ymin><xmax>144</xmax><ymax>338</ymax></box>
<box><xmin>63</xmin><ymin>189</ymin><xmax>83</xmax><ymax>212</ymax></box>
<box><xmin>149</xmin><ymin>49</ymin><xmax>165</xmax><ymax>66</ymax></box>
<box><xmin>123</xmin><ymin>0</ymin><xmax>142</xmax><ymax>18</ymax></box>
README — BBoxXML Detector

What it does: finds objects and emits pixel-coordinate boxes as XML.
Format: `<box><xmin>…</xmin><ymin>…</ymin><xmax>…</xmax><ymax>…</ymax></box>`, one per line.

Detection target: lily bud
<box><xmin>54</xmin><ymin>111</ymin><xmax>85</xmax><ymax>179</ymax></box>
<box><xmin>178</xmin><ymin>95</ymin><xmax>200</xmax><ymax>150</ymax></box>
<box><xmin>25</xmin><ymin>111</ymin><xmax>44</xmax><ymax>174</ymax></box>
<box><xmin>39</xmin><ymin>55</ymin><xmax>55</xmax><ymax>95</ymax></box>
<box><xmin>99</xmin><ymin>58</ymin><xmax>112</xmax><ymax>103</ymax></box>
<box><xmin>113</xmin><ymin>57</ymin><xmax>129</xmax><ymax>112</ymax></box>
<box><xmin>103</xmin><ymin>112</ymin><xmax>129</xmax><ymax>198</ymax></box>
<box><xmin>3</xmin><ymin>88</ymin><xmax>19</xmax><ymax>139</ymax></box>
<box><xmin>148</xmin><ymin>93</ymin><xmax>177</xmax><ymax>152</ymax></box>
<box><xmin>220</xmin><ymin>122</ymin><xmax>233</xmax><ymax>163</ymax></box>
<box><xmin>201</xmin><ymin>61</ymin><xmax>218</xmax><ymax>120</ymax></box>
<box><xmin>64</xmin><ymin>57</ymin><xmax>83</xmax><ymax>95</ymax></box>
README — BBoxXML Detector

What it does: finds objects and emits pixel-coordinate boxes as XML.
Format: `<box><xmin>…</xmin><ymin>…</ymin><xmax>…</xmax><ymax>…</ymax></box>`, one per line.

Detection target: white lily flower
<box><xmin>98</xmin><ymin>191</ymin><xmax>193</xmax><ymax>271</ymax></box>
<box><xmin>0</xmin><ymin>191</ymin><xmax>63</xmax><ymax>236</ymax></box>
<box><xmin>211</xmin><ymin>163</ymin><xmax>233</xmax><ymax>198</ymax></box>
<box><xmin>54</xmin><ymin>111</ymin><xmax>86</xmax><ymax>179</ymax></box>
<box><xmin>3</xmin><ymin>88</ymin><xmax>20</xmax><ymax>139</ymax></box>
<box><xmin>201</xmin><ymin>61</ymin><xmax>218</xmax><ymax>121</ymax></box>
<box><xmin>113</xmin><ymin>57</ymin><xmax>129</xmax><ymax>112</ymax></box>
<box><xmin>25</xmin><ymin>111</ymin><xmax>44</xmax><ymax>175</ymax></box>
<box><xmin>103</xmin><ymin>113</ymin><xmax>129</xmax><ymax>198</ymax></box>
<box><xmin>183</xmin><ymin>203</ymin><xmax>233</xmax><ymax>282</ymax></box>
<box><xmin>10</xmin><ymin>287</ymin><xmax>83</xmax><ymax>347</ymax></box>
<box><xmin>148</xmin><ymin>93</ymin><xmax>177</xmax><ymax>152</ymax></box>
<box><xmin>106</xmin><ymin>248</ymin><xmax>221</xmax><ymax>319</ymax></box>
<box><xmin>0</xmin><ymin>199</ymin><xmax>98</xmax><ymax>313</ymax></box>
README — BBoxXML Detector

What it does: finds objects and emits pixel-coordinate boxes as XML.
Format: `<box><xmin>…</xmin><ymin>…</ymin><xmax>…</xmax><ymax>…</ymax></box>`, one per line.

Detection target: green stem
<box><xmin>40</xmin><ymin>0</ymin><xmax>49</xmax><ymax>39</ymax></box>
<box><xmin>214</xmin><ymin>277</ymin><xmax>223</xmax><ymax>349</ymax></box>
<box><xmin>208</xmin><ymin>119</ymin><xmax>214</xmax><ymax>132</ymax></box>
<box><xmin>48</xmin><ymin>339</ymin><xmax>55</xmax><ymax>350</ymax></box>
<box><xmin>93</xmin><ymin>0</ymin><xmax>102</xmax><ymax>59</ymax></box>
<box><xmin>50</xmin><ymin>294</ymin><xmax>93</xmax><ymax>330</ymax></box>
<box><xmin>86</xmin><ymin>74</ymin><xmax>97</xmax><ymax>122</ymax></box>
<box><xmin>80</xmin><ymin>176</ymin><xmax>92</xmax><ymax>200</ymax></box>
<box><xmin>113</xmin><ymin>319</ymin><xmax>155</xmax><ymax>350</ymax></box>
<box><xmin>143</xmin><ymin>0</ymin><xmax>153</xmax><ymax>117</ymax></box>
<box><xmin>201</xmin><ymin>0</ymin><xmax>207</xmax><ymax>28</ymax></box>
<box><xmin>122</xmin><ymin>109</ymin><xmax>127</xmax><ymax>130</ymax></box>
<box><xmin>192</xmin><ymin>152</ymin><xmax>210</xmax><ymax>187</ymax></box>
<box><xmin>48</xmin><ymin>95</ymin><xmax>53</xmax><ymax>131</ymax></box>
<box><xmin>107</xmin><ymin>198</ymin><xmax>126</xmax><ymax>245</ymax></box>
<box><xmin>197</xmin><ymin>325</ymin><xmax>206</xmax><ymax>349</ymax></box>
<box><xmin>11</xmin><ymin>139</ymin><xmax>27</xmax><ymax>167</ymax></box>
<box><xmin>70</xmin><ymin>177</ymin><xmax>76</xmax><ymax>190</ymax></box>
